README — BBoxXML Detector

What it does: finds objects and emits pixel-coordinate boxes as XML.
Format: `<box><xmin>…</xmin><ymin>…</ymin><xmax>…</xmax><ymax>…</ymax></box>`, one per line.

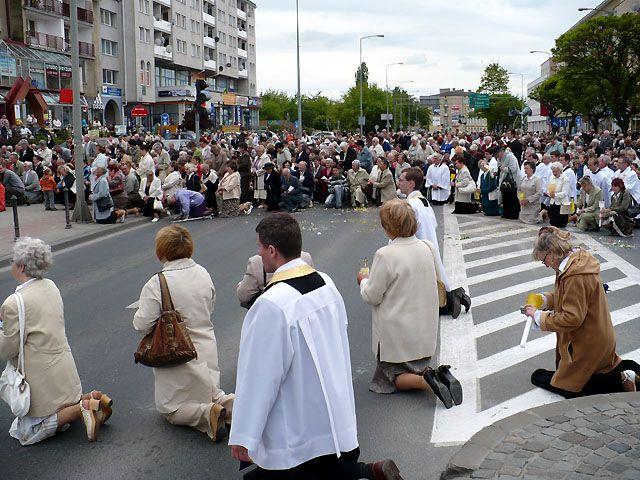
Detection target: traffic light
<box><xmin>195</xmin><ymin>79</ymin><xmax>208</xmax><ymax>109</ymax></box>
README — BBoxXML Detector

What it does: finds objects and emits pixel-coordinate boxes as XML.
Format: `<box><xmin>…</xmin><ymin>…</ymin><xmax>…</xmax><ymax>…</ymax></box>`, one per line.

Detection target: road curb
<box><xmin>0</xmin><ymin>217</ymin><xmax>148</xmax><ymax>268</ymax></box>
<box><xmin>441</xmin><ymin>391</ymin><xmax>640</xmax><ymax>479</ymax></box>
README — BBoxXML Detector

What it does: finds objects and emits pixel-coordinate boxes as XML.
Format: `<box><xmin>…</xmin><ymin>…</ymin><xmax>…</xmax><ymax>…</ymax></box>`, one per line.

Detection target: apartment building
<box><xmin>419</xmin><ymin>89</ymin><xmax>487</xmax><ymax>133</ymax></box>
<box><xmin>0</xmin><ymin>0</ymin><xmax>260</xmax><ymax>129</ymax></box>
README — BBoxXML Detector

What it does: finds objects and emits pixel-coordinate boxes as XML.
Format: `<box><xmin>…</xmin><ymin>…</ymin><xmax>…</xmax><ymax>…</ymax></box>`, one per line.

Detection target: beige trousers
<box><xmin>163</xmin><ymin>392</ymin><xmax>235</xmax><ymax>439</ymax></box>
<box><xmin>351</xmin><ymin>186</ymin><xmax>367</xmax><ymax>206</ymax></box>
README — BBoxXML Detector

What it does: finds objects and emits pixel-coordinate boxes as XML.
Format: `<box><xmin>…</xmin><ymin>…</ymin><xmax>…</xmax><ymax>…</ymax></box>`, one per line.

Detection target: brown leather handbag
<box><xmin>134</xmin><ymin>272</ymin><xmax>197</xmax><ymax>368</ymax></box>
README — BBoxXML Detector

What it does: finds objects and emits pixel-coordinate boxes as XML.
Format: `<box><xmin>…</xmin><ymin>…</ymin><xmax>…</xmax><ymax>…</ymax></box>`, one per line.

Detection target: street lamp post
<box><xmin>529</xmin><ymin>50</ymin><xmax>552</xmax><ymax>59</ymax></box>
<box><xmin>578</xmin><ymin>7</ymin><xmax>616</xmax><ymax>15</ymax></box>
<box><xmin>385</xmin><ymin>62</ymin><xmax>402</xmax><ymax>131</ymax></box>
<box><xmin>359</xmin><ymin>34</ymin><xmax>384</xmax><ymax>135</ymax></box>
<box><xmin>507</xmin><ymin>72</ymin><xmax>525</xmax><ymax>100</ymax></box>
<box><xmin>295</xmin><ymin>0</ymin><xmax>302</xmax><ymax>138</ymax></box>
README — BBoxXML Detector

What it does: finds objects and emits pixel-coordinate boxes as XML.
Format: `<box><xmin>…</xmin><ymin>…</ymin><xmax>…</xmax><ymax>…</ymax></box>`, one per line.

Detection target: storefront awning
<box><xmin>1</xmin><ymin>40</ymin><xmax>72</xmax><ymax>67</ymax></box>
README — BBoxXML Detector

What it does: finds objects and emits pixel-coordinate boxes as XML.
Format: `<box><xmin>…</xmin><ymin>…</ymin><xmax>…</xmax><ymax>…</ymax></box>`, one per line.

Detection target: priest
<box><xmin>425</xmin><ymin>153</ymin><xmax>451</xmax><ymax>205</ymax></box>
<box><xmin>229</xmin><ymin>213</ymin><xmax>403</xmax><ymax>480</ymax></box>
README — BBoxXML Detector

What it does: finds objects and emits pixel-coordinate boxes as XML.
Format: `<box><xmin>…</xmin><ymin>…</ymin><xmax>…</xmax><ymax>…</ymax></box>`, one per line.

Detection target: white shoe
<box><xmin>245</xmin><ymin>204</ymin><xmax>253</xmax><ymax>215</ymax></box>
<box><xmin>151</xmin><ymin>217</ymin><xmax>159</xmax><ymax>223</ymax></box>
<box><xmin>622</xmin><ymin>371</ymin><xmax>637</xmax><ymax>392</ymax></box>
<box><xmin>80</xmin><ymin>398</ymin><xmax>100</xmax><ymax>442</ymax></box>
<box><xmin>119</xmin><ymin>212</ymin><xmax>126</xmax><ymax>223</ymax></box>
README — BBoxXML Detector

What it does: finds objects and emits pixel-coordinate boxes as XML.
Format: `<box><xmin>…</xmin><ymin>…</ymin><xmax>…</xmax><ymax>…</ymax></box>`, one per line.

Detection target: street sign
<box><xmin>469</xmin><ymin>93</ymin><xmax>490</xmax><ymax>109</ymax></box>
<box><xmin>358</xmin><ymin>116</ymin><xmax>366</xmax><ymax>125</ymax></box>
<box><xmin>549</xmin><ymin>117</ymin><xmax>569</xmax><ymax>128</ymax></box>
<box><xmin>575</xmin><ymin>115</ymin><xmax>582</xmax><ymax>127</ymax></box>
<box><xmin>380</xmin><ymin>113</ymin><xmax>393</xmax><ymax>120</ymax></box>
<box><xmin>161</xmin><ymin>113</ymin><xmax>170</xmax><ymax>126</ymax></box>
<box><xmin>131</xmin><ymin>105</ymin><xmax>149</xmax><ymax>117</ymax></box>
<box><xmin>374</xmin><ymin>124</ymin><xmax>379</xmax><ymax>131</ymax></box>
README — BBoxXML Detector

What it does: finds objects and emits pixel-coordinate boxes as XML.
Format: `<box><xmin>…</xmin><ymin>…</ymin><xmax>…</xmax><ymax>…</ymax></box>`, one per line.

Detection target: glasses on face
<box><xmin>542</xmin><ymin>253</ymin><xmax>550</xmax><ymax>266</ymax></box>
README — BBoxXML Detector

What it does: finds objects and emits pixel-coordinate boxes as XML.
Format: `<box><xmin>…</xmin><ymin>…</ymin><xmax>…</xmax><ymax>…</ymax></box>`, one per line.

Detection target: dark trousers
<box><xmin>548</xmin><ymin>203</ymin><xmax>568</xmax><ymax>228</ymax></box>
<box><xmin>281</xmin><ymin>193</ymin><xmax>304</xmax><ymax>212</ymax></box>
<box><xmin>243</xmin><ymin>448</ymin><xmax>372</xmax><ymax>480</ymax></box>
<box><xmin>531</xmin><ymin>359</ymin><xmax>640</xmax><ymax>399</ymax></box>
<box><xmin>5</xmin><ymin>187</ymin><xmax>29</xmax><ymax>205</ymax></box>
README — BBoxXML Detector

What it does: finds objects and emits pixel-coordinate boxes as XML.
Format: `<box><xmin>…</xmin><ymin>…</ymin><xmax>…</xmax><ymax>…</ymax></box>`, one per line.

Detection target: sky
<box><xmin>254</xmin><ymin>0</ymin><xmax>603</xmax><ymax>99</ymax></box>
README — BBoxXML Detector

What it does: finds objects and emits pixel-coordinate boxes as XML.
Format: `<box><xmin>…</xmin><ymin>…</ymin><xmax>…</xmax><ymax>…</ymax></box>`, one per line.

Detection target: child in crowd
<box><xmin>39</xmin><ymin>168</ymin><xmax>58</xmax><ymax>211</ymax></box>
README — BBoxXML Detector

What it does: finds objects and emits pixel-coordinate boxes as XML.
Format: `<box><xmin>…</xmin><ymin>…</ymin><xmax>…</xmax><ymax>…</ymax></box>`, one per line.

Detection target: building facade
<box><xmin>420</xmin><ymin>89</ymin><xmax>488</xmax><ymax>133</ymax></box>
<box><xmin>0</xmin><ymin>0</ymin><xmax>260</xmax><ymax>130</ymax></box>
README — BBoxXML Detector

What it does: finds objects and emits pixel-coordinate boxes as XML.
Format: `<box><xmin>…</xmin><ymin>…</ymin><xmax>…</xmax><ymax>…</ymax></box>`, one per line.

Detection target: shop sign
<box><xmin>59</xmin><ymin>66</ymin><xmax>72</xmax><ymax>78</ymax></box>
<box><xmin>222</xmin><ymin>125</ymin><xmax>240</xmax><ymax>133</ymax></box>
<box><xmin>0</xmin><ymin>54</ymin><xmax>17</xmax><ymax>76</ymax></box>
<box><xmin>236</xmin><ymin>96</ymin><xmax>248</xmax><ymax>107</ymax></box>
<box><xmin>157</xmin><ymin>87</ymin><xmax>194</xmax><ymax>98</ymax></box>
<box><xmin>247</xmin><ymin>96</ymin><xmax>260</xmax><ymax>107</ymax></box>
<box><xmin>222</xmin><ymin>92</ymin><xmax>236</xmax><ymax>105</ymax></box>
<box><xmin>102</xmin><ymin>86</ymin><xmax>122</xmax><ymax>97</ymax></box>
<box><xmin>45</xmin><ymin>63</ymin><xmax>58</xmax><ymax>76</ymax></box>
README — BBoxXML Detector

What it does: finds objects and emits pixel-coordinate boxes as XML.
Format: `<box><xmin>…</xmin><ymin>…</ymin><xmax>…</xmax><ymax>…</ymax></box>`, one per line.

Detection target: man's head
<box><xmin>255</xmin><ymin>145</ymin><xmax>265</xmax><ymax>156</ymax></box>
<box><xmin>298</xmin><ymin>161</ymin><xmax>307</xmax><ymax>172</ymax></box>
<box><xmin>256</xmin><ymin>213</ymin><xmax>302</xmax><ymax>273</ymax></box>
<box><xmin>331</xmin><ymin>165</ymin><xmax>340</xmax><ymax>177</ymax></box>
<box><xmin>378</xmin><ymin>158</ymin><xmax>389</xmax><ymax>170</ymax></box>
<box><xmin>282</xmin><ymin>167</ymin><xmax>291</xmax><ymax>179</ymax></box>
<box><xmin>398</xmin><ymin>167</ymin><xmax>423</xmax><ymax>195</ymax></box>
<box><xmin>351</xmin><ymin>160</ymin><xmax>360</xmax><ymax>171</ymax></box>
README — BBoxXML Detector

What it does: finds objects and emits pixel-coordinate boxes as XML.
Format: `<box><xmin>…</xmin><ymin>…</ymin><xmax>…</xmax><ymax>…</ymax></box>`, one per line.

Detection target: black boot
<box><xmin>448</xmin><ymin>291</ymin><xmax>461</xmax><ymax>319</ymax></box>
<box><xmin>437</xmin><ymin>365</ymin><xmax>463</xmax><ymax>406</ymax></box>
<box><xmin>424</xmin><ymin>368</ymin><xmax>453</xmax><ymax>408</ymax></box>
<box><xmin>453</xmin><ymin>287</ymin><xmax>471</xmax><ymax>312</ymax></box>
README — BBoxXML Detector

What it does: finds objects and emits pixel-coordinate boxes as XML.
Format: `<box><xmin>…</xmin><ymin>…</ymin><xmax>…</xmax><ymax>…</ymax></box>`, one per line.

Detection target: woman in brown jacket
<box><xmin>524</xmin><ymin>227</ymin><xmax>640</xmax><ymax>398</ymax></box>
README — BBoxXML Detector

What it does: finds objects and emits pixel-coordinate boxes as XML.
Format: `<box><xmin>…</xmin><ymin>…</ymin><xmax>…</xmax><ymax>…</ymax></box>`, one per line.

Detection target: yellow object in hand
<box><xmin>525</xmin><ymin>293</ymin><xmax>544</xmax><ymax>309</ymax></box>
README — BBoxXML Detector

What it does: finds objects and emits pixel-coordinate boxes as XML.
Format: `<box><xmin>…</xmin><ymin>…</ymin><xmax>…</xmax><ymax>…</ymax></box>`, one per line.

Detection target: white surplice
<box><xmin>614</xmin><ymin>166</ymin><xmax>640</xmax><ymax>204</ymax></box>
<box><xmin>229</xmin><ymin>258</ymin><xmax>358</xmax><ymax>470</ymax></box>
<box><xmin>406</xmin><ymin>191</ymin><xmax>451</xmax><ymax>290</ymax></box>
<box><xmin>425</xmin><ymin>163</ymin><xmax>451</xmax><ymax>202</ymax></box>
<box><xmin>583</xmin><ymin>169</ymin><xmax>612</xmax><ymax>208</ymax></box>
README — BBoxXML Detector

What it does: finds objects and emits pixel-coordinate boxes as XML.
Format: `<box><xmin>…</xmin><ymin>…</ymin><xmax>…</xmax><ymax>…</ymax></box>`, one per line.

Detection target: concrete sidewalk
<box><xmin>442</xmin><ymin>392</ymin><xmax>640</xmax><ymax>479</ymax></box>
<box><xmin>0</xmin><ymin>203</ymin><xmax>147</xmax><ymax>266</ymax></box>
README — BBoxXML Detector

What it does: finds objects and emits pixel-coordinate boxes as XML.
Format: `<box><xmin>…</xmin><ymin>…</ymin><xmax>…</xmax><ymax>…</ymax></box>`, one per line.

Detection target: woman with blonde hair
<box><xmin>358</xmin><ymin>199</ymin><xmax>462</xmax><ymax>409</ymax></box>
<box><xmin>133</xmin><ymin>225</ymin><xmax>234</xmax><ymax>442</ymax></box>
<box><xmin>524</xmin><ymin>226</ymin><xmax>640</xmax><ymax>397</ymax></box>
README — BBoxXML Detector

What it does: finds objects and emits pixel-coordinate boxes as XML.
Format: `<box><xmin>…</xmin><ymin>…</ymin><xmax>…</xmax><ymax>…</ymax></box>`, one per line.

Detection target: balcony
<box><xmin>237</xmin><ymin>47</ymin><xmax>247</xmax><ymax>58</ymax></box>
<box><xmin>64</xmin><ymin>40</ymin><xmax>94</xmax><ymax>56</ymax></box>
<box><xmin>23</xmin><ymin>0</ymin><xmax>64</xmax><ymax>16</ymax></box>
<box><xmin>154</xmin><ymin>44</ymin><xmax>173</xmax><ymax>60</ymax></box>
<box><xmin>26</xmin><ymin>31</ymin><xmax>65</xmax><ymax>52</ymax></box>
<box><xmin>204</xmin><ymin>59</ymin><xmax>217</xmax><ymax>71</ymax></box>
<box><xmin>237</xmin><ymin>29</ymin><xmax>247</xmax><ymax>40</ymax></box>
<box><xmin>62</xmin><ymin>0</ymin><xmax>93</xmax><ymax>23</ymax></box>
<box><xmin>203</xmin><ymin>35</ymin><xmax>217</xmax><ymax>48</ymax></box>
<box><xmin>237</xmin><ymin>8</ymin><xmax>246</xmax><ymax>20</ymax></box>
<box><xmin>154</xmin><ymin>0</ymin><xmax>171</xmax><ymax>6</ymax></box>
<box><xmin>238</xmin><ymin>68</ymin><xmax>248</xmax><ymax>78</ymax></box>
<box><xmin>203</xmin><ymin>11</ymin><xmax>216</xmax><ymax>26</ymax></box>
<box><xmin>153</xmin><ymin>17</ymin><xmax>172</xmax><ymax>33</ymax></box>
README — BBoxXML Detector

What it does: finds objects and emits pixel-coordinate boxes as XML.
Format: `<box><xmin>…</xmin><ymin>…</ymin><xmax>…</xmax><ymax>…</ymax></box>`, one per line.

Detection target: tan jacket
<box><xmin>133</xmin><ymin>258</ymin><xmax>221</xmax><ymax>413</ymax></box>
<box><xmin>454</xmin><ymin>166</ymin><xmax>474</xmax><ymax>203</ymax></box>
<box><xmin>219</xmin><ymin>171</ymin><xmax>241</xmax><ymax>200</ymax></box>
<box><xmin>236</xmin><ymin>252</ymin><xmax>314</xmax><ymax>308</ymax></box>
<box><xmin>360</xmin><ymin>236</ymin><xmax>441</xmax><ymax>363</ymax></box>
<box><xmin>541</xmin><ymin>250</ymin><xmax>620</xmax><ymax>392</ymax></box>
<box><xmin>372</xmin><ymin>168</ymin><xmax>397</xmax><ymax>204</ymax></box>
<box><xmin>347</xmin><ymin>168</ymin><xmax>369</xmax><ymax>194</ymax></box>
<box><xmin>0</xmin><ymin>279</ymin><xmax>82</xmax><ymax>417</ymax></box>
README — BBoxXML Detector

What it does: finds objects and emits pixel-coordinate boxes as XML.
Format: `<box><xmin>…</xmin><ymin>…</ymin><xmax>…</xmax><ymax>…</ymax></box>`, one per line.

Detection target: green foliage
<box><xmin>474</xmin><ymin>94</ymin><xmax>524</xmax><ymax>132</ymax></box>
<box><xmin>552</xmin><ymin>13</ymin><xmax>640</xmax><ymax>134</ymax></box>
<box><xmin>260</xmin><ymin>89</ymin><xmax>297</xmax><ymax>123</ymax></box>
<box><xmin>478</xmin><ymin>62</ymin><xmax>510</xmax><ymax>95</ymax></box>
<box><xmin>355</xmin><ymin>62</ymin><xmax>369</xmax><ymax>85</ymax></box>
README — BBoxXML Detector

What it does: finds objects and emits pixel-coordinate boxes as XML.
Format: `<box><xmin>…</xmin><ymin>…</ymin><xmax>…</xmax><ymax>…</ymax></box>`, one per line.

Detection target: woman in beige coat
<box><xmin>358</xmin><ymin>200</ymin><xmax>462</xmax><ymax>409</ymax></box>
<box><xmin>452</xmin><ymin>156</ymin><xmax>477</xmax><ymax>214</ymax></box>
<box><xmin>216</xmin><ymin>162</ymin><xmax>252</xmax><ymax>217</ymax></box>
<box><xmin>133</xmin><ymin>225</ymin><xmax>234</xmax><ymax>442</ymax></box>
<box><xmin>0</xmin><ymin>237</ymin><xmax>112</xmax><ymax>445</ymax></box>
<box><xmin>525</xmin><ymin>227</ymin><xmax>640</xmax><ymax>397</ymax></box>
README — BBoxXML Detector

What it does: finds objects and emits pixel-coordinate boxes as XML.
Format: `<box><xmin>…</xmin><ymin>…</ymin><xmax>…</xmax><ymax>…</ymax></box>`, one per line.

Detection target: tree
<box><xmin>530</xmin><ymin>76</ymin><xmax>563</xmax><ymax>132</ymax></box>
<box><xmin>552</xmin><ymin>13</ymin><xmax>640</xmax><ymax>134</ymax></box>
<box><xmin>473</xmin><ymin>94</ymin><xmax>524</xmax><ymax>132</ymax></box>
<box><xmin>259</xmin><ymin>89</ymin><xmax>296</xmax><ymax>122</ymax></box>
<box><xmin>355</xmin><ymin>62</ymin><xmax>369</xmax><ymax>85</ymax></box>
<box><xmin>478</xmin><ymin>62</ymin><xmax>510</xmax><ymax>95</ymax></box>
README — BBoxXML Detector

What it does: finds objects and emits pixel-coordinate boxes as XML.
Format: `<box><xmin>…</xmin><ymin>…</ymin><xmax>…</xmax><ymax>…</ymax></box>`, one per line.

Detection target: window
<box><xmin>100</xmin><ymin>9</ymin><xmax>115</xmax><ymax>26</ymax></box>
<box><xmin>176</xmin><ymin>40</ymin><xmax>187</xmax><ymax>54</ymax></box>
<box><xmin>228</xmin><ymin>14</ymin><xmax>235</xmax><ymax>25</ymax></box>
<box><xmin>175</xmin><ymin>13</ymin><xmax>186</xmax><ymax>29</ymax></box>
<box><xmin>218</xmin><ymin>9</ymin><xmax>225</xmax><ymax>24</ymax></box>
<box><xmin>229</xmin><ymin>36</ymin><xmax>236</xmax><ymax>48</ymax></box>
<box><xmin>101</xmin><ymin>39</ymin><xmax>117</xmax><ymax>56</ymax></box>
<box><xmin>146</xmin><ymin>62</ymin><xmax>151</xmax><ymax>86</ymax></box>
<box><xmin>219</xmin><ymin>32</ymin><xmax>226</xmax><ymax>44</ymax></box>
<box><xmin>176</xmin><ymin>71</ymin><xmax>189</xmax><ymax>85</ymax></box>
<box><xmin>139</xmin><ymin>61</ymin><xmax>144</xmax><ymax>84</ymax></box>
<box><xmin>139</xmin><ymin>27</ymin><xmax>151</xmax><ymax>42</ymax></box>
<box><xmin>103</xmin><ymin>69</ymin><xmax>118</xmax><ymax>85</ymax></box>
<box><xmin>138</xmin><ymin>0</ymin><xmax>149</xmax><ymax>13</ymax></box>
<box><xmin>191</xmin><ymin>44</ymin><xmax>201</xmax><ymax>57</ymax></box>
<box><xmin>190</xmin><ymin>20</ymin><xmax>200</xmax><ymax>33</ymax></box>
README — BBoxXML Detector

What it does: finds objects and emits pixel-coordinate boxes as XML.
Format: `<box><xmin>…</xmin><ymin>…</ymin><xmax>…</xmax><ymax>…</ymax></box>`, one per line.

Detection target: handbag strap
<box><xmin>157</xmin><ymin>272</ymin><xmax>175</xmax><ymax>312</ymax></box>
<box><xmin>13</xmin><ymin>292</ymin><xmax>26</xmax><ymax>376</ymax></box>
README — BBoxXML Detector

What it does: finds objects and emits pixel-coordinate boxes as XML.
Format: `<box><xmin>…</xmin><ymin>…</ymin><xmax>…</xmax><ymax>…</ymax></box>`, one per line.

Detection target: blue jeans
<box><xmin>325</xmin><ymin>185</ymin><xmax>345</xmax><ymax>208</ymax></box>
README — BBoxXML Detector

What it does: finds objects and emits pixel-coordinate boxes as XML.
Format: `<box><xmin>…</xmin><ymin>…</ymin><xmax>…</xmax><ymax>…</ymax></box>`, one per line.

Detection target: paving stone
<box><xmin>605</xmin><ymin>461</ymin><xmax>629</xmax><ymax>474</ymax></box>
<box><xmin>471</xmin><ymin>469</ymin><xmax>496</xmax><ymax>479</ymax></box>
<box><xmin>519</xmin><ymin>431</ymin><xmax>534</xmax><ymax>439</ymax></box>
<box><xmin>586</xmin><ymin>423</ymin><xmax>609</xmax><ymax>433</ymax></box>
<box><xmin>604</xmin><ymin>408</ymin><xmax>626</xmax><ymax>417</ymax></box>
<box><xmin>486</xmin><ymin>452</ymin><xmax>508</xmax><ymax>461</ymax></box>
<box><xmin>612</xmin><ymin>401</ymin><xmax>632</xmax><ymax>409</ymax></box>
<box><xmin>571</xmin><ymin>445</ymin><xmax>593</xmax><ymax>457</ymax></box>
<box><xmin>608</xmin><ymin>442</ymin><xmax>632</xmax><ymax>454</ymax></box>
<box><xmin>578</xmin><ymin>407</ymin><xmax>597</xmax><ymax>415</ymax></box>
<box><xmin>555</xmin><ymin>422</ymin><xmax>576</xmax><ymax>432</ymax></box>
<box><xmin>565</xmin><ymin>474</ymin><xmax>595</xmax><ymax>480</ymax></box>
<box><xmin>494</xmin><ymin>442</ymin><xmax>517</xmax><ymax>454</ymax></box>
<box><xmin>576</xmin><ymin>462</ymin><xmax>599</xmax><ymax>474</ymax></box>
<box><xmin>602</xmin><ymin>417</ymin><xmax>626</xmax><ymax>427</ymax></box>
<box><xmin>571</xmin><ymin>418</ymin><xmax>589</xmax><ymax>428</ymax></box>
<box><xmin>522</xmin><ymin>440</ymin><xmax>547</xmax><ymax>452</ymax></box>
<box><xmin>541</xmin><ymin>449</ymin><xmax>565</xmax><ymax>461</ymax></box>
<box><xmin>534</xmin><ymin>420</ymin><xmax>554</xmax><ymax>428</ymax></box>
<box><xmin>574</xmin><ymin>427</ymin><xmax>599</xmax><ymax>438</ymax></box>
<box><xmin>496</xmin><ymin>476</ymin><xmax>519</xmax><ymax>480</ymax></box>
<box><xmin>504</xmin><ymin>434</ymin><xmax>528</xmax><ymax>445</ymax></box>
<box><xmin>560</xmin><ymin>431</ymin><xmax>587</xmax><ymax>444</ymax></box>
<box><xmin>615</xmin><ymin>424</ymin><xmax>637</xmax><ymax>435</ymax></box>
<box><xmin>528</xmin><ymin>457</ymin><xmax>555</xmax><ymax>469</ymax></box>
<box><xmin>623</xmin><ymin>416</ymin><xmax>640</xmax><ymax>425</ymax></box>
<box><xmin>503</xmin><ymin>457</ymin><xmax>527</xmax><ymax>468</ymax></box>
<box><xmin>585</xmin><ymin>413</ymin><xmax>608</xmax><ymax>423</ymax></box>
<box><xmin>524</xmin><ymin>466</ymin><xmax>548</xmax><ymax>476</ymax></box>
<box><xmin>624</xmin><ymin>469</ymin><xmax>640</xmax><ymax>480</ymax></box>
<box><xmin>523</xmin><ymin>424</ymin><xmax>543</xmax><ymax>433</ymax></box>
<box><xmin>542</xmin><ymin>426</ymin><xmax>565</xmax><ymax>437</ymax></box>
<box><xmin>583</xmin><ymin>454</ymin><xmax>608</xmax><ymax>467</ymax></box>
<box><xmin>593</xmin><ymin>403</ymin><xmax>615</xmax><ymax>412</ymax></box>
<box><xmin>499</xmin><ymin>465</ymin><xmax>523</xmax><ymax>476</ymax></box>
<box><xmin>580</xmin><ymin>438</ymin><xmax>605</xmax><ymax>450</ymax></box>
<box><xmin>513</xmin><ymin>449</ymin><xmax>535</xmax><ymax>459</ymax></box>
<box><xmin>630</xmin><ymin>401</ymin><xmax>640</xmax><ymax>408</ymax></box>
<box><xmin>564</xmin><ymin>410</ymin><xmax>583</xmax><ymax>419</ymax></box>
<box><xmin>547</xmin><ymin>414</ymin><xmax>571</xmax><ymax>424</ymax></box>
<box><xmin>594</xmin><ymin>446</ymin><xmax>618</xmax><ymax>459</ymax></box>
<box><xmin>552</xmin><ymin>460</ymin><xmax>575</xmax><ymax>471</ymax></box>
<box><xmin>545</xmin><ymin>470</ymin><xmax>568</xmax><ymax>479</ymax></box>
<box><xmin>550</xmin><ymin>438</ymin><xmax>573</xmax><ymax>451</ymax></box>
<box><xmin>480</xmin><ymin>458</ymin><xmax>503</xmax><ymax>470</ymax></box>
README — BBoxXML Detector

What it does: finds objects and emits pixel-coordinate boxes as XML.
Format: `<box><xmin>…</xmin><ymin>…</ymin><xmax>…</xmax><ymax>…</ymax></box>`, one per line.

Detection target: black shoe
<box><xmin>454</xmin><ymin>287</ymin><xmax>471</xmax><ymax>312</ymax></box>
<box><xmin>423</xmin><ymin>368</ymin><xmax>453</xmax><ymax>409</ymax></box>
<box><xmin>448</xmin><ymin>291</ymin><xmax>461</xmax><ymax>319</ymax></box>
<box><xmin>50</xmin><ymin>207</ymin><xmax>58</xmax><ymax>211</ymax></box>
<box><xmin>437</xmin><ymin>365</ymin><xmax>463</xmax><ymax>406</ymax></box>
<box><xmin>45</xmin><ymin>207</ymin><xmax>51</xmax><ymax>210</ymax></box>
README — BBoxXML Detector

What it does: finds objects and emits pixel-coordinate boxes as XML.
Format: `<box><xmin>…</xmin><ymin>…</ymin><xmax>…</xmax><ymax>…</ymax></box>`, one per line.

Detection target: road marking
<box><xmin>476</xmin><ymin>302</ymin><xmax>640</xmax><ymax>379</ymax></box>
<box><xmin>431</xmin><ymin>206</ymin><xmax>479</xmax><ymax>446</ymax></box>
<box><xmin>463</xmin><ymin>237</ymin><xmax>535</xmax><ymax>255</ymax></box>
<box><xmin>460</xmin><ymin>227</ymin><xmax>534</xmax><ymax>245</ymax></box>
<box><xmin>456</xmin><ymin>219</ymin><xmax>486</xmax><ymax>229</ymax></box>
<box><xmin>458</xmin><ymin>222</ymin><xmax>522</xmax><ymax>236</ymax></box>
<box><xmin>474</xmin><ymin>310</ymin><xmax>526</xmax><ymax>339</ymax></box>
<box><xmin>467</xmin><ymin>261</ymin><xmax>547</xmax><ymax>285</ymax></box>
<box><xmin>126</xmin><ymin>300</ymin><xmax>139</xmax><ymax>309</ymax></box>
<box><xmin>464</xmin><ymin>249</ymin><xmax>534</xmax><ymax>269</ymax></box>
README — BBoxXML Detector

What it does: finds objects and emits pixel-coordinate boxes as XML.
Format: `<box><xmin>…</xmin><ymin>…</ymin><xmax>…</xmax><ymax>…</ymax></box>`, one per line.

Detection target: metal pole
<box><xmin>295</xmin><ymin>0</ymin><xmax>302</xmax><ymax>138</ymax></box>
<box><xmin>11</xmin><ymin>195</ymin><xmax>20</xmax><ymax>241</ymax></box>
<box><xmin>359</xmin><ymin>37</ymin><xmax>363</xmax><ymax>135</ymax></box>
<box><xmin>195</xmin><ymin>110</ymin><xmax>200</xmax><ymax>140</ymax></box>
<box><xmin>64</xmin><ymin>187</ymin><xmax>72</xmax><ymax>229</ymax></box>
<box><xmin>70</xmin><ymin>0</ymin><xmax>92</xmax><ymax>223</ymax></box>
<box><xmin>385</xmin><ymin>66</ymin><xmax>389</xmax><ymax>131</ymax></box>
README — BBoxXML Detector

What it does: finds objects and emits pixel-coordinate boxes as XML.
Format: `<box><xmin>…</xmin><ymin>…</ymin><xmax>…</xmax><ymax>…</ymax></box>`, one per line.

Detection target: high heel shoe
<box><xmin>423</xmin><ymin>368</ymin><xmax>453</xmax><ymax>409</ymax></box>
<box><xmin>80</xmin><ymin>398</ymin><xmax>101</xmax><ymax>441</ymax></box>
<box><xmin>437</xmin><ymin>365</ymin><xmax>463</xmax><ymax>406</ymax></box>
<box><xmin>454</xmin><ymin>287</ymin><xmax>471</xmax><ymax>313</ymax></box>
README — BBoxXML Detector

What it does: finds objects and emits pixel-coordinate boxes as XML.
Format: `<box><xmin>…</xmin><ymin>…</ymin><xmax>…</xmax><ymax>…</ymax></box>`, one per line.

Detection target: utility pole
<box><xmin>295</xmin><ymin>0</ymin><xmax>302</xmax><ymax>137</ymax></box>
<box><xmin>70</xmin><ymin>0</ymin><xmax>91</xmax><ymax>222</ymax></box>
<box><xmin>359</xmin><ymin>34</ymin><xmax>384</xmax><ymax>135</ymax></box>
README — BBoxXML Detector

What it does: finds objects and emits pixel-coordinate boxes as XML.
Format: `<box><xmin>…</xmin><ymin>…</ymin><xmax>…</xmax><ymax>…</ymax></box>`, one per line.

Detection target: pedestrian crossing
<box><xmin>431</xmin><ymin>207</ymin><xmax>640</xmax><ymax>446</ymax></box>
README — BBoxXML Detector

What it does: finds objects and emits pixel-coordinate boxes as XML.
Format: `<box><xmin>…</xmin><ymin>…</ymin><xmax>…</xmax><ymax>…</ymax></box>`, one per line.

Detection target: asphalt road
<box><xmin>0</xmin><ymin>206</ymin><xmax>455</xmax><ymax>480</ymax></box>
<box><xmin>2</xmin><ymin>205</ymin><xmax>639</xmax><ymax>480</ymax></box>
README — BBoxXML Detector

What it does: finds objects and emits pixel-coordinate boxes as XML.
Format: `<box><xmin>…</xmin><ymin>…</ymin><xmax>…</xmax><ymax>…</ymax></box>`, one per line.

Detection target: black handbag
<box><xmin>500</xmin><ymin>172</ymin><xmax>517</xmax><ymax>193</ymax></box>
<box><xmin>95</xmin><ymin>195</ymin><xmax>113</xmax><ymax>212</ymax></box>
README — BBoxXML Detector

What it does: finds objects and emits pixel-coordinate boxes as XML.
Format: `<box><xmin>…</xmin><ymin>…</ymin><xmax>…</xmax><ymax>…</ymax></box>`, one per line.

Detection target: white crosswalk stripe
<box><xmin>431</xmin><ymin>208</ymin><xmax>640</xmax><ymax>446</ymax></box>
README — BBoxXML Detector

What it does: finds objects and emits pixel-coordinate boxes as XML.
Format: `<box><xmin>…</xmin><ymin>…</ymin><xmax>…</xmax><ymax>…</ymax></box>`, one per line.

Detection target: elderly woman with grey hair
<box><xmin>0</xmin><ymin>238</ymin><xmax>113</xmax><ymax>444</ymax></box>
<box><xmin>21</xmin><ymin>161</ymin><xmax>42</xmax><ymax>204</ymax></box>
<box><xmin>543</xmin><ymin>162</ymin><xmax>571</xmax><ymax>228</ymax></box>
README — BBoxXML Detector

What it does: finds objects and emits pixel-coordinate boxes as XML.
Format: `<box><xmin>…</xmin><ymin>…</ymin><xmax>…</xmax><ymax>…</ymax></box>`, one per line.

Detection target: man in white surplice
<box><xmin>230</xmin><ymin>213</ymin><xmax>402</xmax><ymax>480</ymax></box>
<box><xmin>425</xmin><ymin>153</ymin><xmax>451</xmax><ymax>205</ymax></box>
<box><xmin>397</xmin><ymin>167</ymin><xmax>471</xmax><ymax>318</ymax></box>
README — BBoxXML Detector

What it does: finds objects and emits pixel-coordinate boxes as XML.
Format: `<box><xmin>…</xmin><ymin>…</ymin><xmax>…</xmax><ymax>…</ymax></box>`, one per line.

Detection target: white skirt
<box><xmin>9</xmin><ymin>413</ymin><xmax>64</xmax><ymax>446</ymax></box>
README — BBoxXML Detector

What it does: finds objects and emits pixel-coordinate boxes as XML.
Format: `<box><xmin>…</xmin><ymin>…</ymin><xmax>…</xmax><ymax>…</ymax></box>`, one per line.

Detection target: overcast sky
<box><xmin>254</xmin><ymin>0</ymin><xmax>602</xmax><ymax>99</ymax></box>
